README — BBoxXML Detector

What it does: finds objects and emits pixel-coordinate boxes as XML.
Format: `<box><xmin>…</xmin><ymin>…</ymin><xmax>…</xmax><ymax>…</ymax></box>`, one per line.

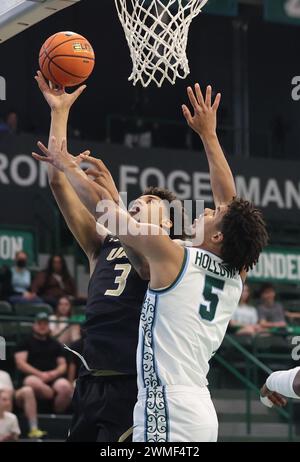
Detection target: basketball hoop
<box><xmin>115</xmin><ymin>0</ymin><xmax>208</xmax><ymax>87</ymax></box>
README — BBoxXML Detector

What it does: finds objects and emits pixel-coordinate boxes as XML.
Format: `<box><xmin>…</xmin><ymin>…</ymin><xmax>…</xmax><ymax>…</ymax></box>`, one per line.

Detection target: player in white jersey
<box><xmin>32</xmin><ymin>84</ymin><xmax>269</xmax><ymax>442</ymax></box>
<box><xmin>260</xmin><ymin>367</ymin><xmax>300</xmax><ymax>408</ymax></box>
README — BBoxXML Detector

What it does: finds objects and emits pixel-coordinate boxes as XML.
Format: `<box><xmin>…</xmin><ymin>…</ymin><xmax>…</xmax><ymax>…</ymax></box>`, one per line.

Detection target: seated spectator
<box><xmin>0</xmin><ymin>370</ymin><xmax>45</xmax><ymax>439</ymax></box>
<box><xmin>14</xmin><ymin>313</ymin><xmax>73</xmax><ymax>413</ymax></box>
<box><xmin>258</xmin><ymin>283</ymin><xmax>287</xmax><ymax>329</ymax></box>
<box><xmin>0</xmin><ymin>266</ymin><xmax>12</xmax><ymax>300</ymax></box>
<box><xmin>0</xmin><ymin>390</ymin><xmax>20</xmax><ymax>442</ymax></box>
<box><xmin>31</xmin><ymin>255</ymin><xmax>76</xmax><ymax>307</ymax></box>
<box><xmin>8</xmin><ymin>251</ymin><xmax>41</xmax><ymax>305</ymax></box>
<box><xmin>230</xmin><ymin>284</ymin><xmax>262</xmax><ymax>336</ymax></box>
<box><xmin>49</xmin><ymin>297</ymin><xmax>81</xmax><ymax>346</ymax></box>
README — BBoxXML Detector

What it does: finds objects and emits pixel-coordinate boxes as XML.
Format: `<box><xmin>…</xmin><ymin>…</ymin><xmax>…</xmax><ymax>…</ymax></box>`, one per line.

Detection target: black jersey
<box><xmin>81</xmin><ymin>235</ymin><xmax>148</xmax><ymax>375</ymax></box>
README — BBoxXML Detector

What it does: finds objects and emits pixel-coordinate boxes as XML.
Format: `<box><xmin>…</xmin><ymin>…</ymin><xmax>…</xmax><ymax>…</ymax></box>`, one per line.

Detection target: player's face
<box><xmin>129</xmin><ymin>195</ymin><xmax>170</xmax><ymax>228</ymax></box>
<box><xmin>192</xmin><ymin>206</ymin><xmax>228</xmax><ymax>242</ymax></box>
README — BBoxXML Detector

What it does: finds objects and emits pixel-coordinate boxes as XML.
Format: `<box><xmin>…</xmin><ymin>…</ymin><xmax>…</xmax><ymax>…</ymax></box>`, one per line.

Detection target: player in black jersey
<box><xmin>34</xmin><ymin>72</ymin><xmax>185</xmax><ymax>442</ymax></box>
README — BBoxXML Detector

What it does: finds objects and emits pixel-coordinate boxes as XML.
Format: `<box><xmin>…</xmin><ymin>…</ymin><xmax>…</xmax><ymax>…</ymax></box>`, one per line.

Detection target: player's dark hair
<box><xmin>220</xmin><ymin>198</ymin><xmax>269</xmax><ymax>272</ymax></box>
<box><xmin>143</xmin><ymin>186</ymin><xmax>187</xmax><ymax>240</ymax></box>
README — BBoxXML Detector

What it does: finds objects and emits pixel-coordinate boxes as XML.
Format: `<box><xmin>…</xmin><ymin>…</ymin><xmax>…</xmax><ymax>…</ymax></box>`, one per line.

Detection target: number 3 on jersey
<box><xmin>199</xmin><ymin>275</ymin><xmax>225</xmax><ymax>322</ymax></box>
<box><xmin>105</xmin><ymin>264</ymin><xmax>131</xmax><ymax>296</ymax></box>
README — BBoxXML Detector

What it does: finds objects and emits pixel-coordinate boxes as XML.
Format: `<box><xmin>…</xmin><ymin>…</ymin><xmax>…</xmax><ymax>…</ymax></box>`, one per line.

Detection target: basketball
<box><xmin>39</xmin><ymin>31</ymin><xmax>95</xmax><ymax>88</ymax></box>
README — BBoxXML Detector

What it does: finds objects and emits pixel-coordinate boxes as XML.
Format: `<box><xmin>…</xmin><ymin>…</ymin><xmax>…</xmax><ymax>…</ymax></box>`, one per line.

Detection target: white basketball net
<box><xmin>115</xmin><ymin>0</ymin><xmax>209</xmax><ymax>87</ymax></box>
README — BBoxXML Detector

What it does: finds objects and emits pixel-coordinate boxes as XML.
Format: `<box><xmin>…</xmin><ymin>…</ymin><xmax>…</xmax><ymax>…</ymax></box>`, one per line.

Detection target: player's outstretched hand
<box><xmin>80</xmin><ymin>155</ymin><xmax>120</xmax><ymax>205</ymax></box>
<box><xmin>32</xmin><ymin>137</ymin><xmax>90</xmax><ymax>172</ymax></box>
<box><xmin>182</xmin><ymin>84</ymin><xmax>221</xmax><ymax>139</ymax></box>
<box><xmin>35</xmin><ymin>70</ymin><xmax>86</xmax><ymax>112</ymax></box>
<box><xmin>260</xmin><ymin>383</ymin><xmax>287</xmax><ymax>408</ymax></box>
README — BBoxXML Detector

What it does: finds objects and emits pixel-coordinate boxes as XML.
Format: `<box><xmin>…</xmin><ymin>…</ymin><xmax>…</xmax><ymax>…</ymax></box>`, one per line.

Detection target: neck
<box><xmin>0</xmin><ymin>410</ymin><xmax>4</xmax><ymax>418</ymax></box>
<box><xmin>198</xmin><ymin>243</ymin><xmax>221</xmax><ymax>258</ymax></box>
<box><xmin>33</xmin><ymin>332</ymin><xmax>48</xmax><ymax>341</ymax></box>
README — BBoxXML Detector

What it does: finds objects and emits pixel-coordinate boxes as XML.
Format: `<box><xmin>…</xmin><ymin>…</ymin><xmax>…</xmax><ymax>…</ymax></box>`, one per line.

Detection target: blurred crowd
<box><xmin>0</xmin><ymin>252</ymin><xmax>84</xmax><ymax>440</ymax></box>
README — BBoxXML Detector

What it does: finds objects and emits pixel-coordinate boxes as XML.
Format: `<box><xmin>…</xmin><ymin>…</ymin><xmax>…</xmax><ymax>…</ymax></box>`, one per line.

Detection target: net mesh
<box><xmin>115</xmin><ymin>0</ymin><xmax>208</xmax><ymax>87</ymax></box>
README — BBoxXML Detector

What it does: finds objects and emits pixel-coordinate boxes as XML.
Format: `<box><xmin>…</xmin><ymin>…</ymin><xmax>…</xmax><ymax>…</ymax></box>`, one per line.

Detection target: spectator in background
<box><xmin>230</xmin><ymin>284</ymin><xmax>262</xmax><ymax>336</ymax></box>
<box><xmin>0</xmin><ymin>112</ymin><xmax>18</xmax><ymax>135</ymax></box>
<box><xmin>8</xmin><ymin>251</ymin><xmax>41</xmax><ymax>305</ymax></box>
<box><xmin>14</xmin><ymin>313</ymin><xmax>72</xmax><ymax>413</ymax></box>
<box><xmin>6</xmin><ymin>112</ymin><xmax>18</xmax><ymax>134</ymax></box>
<box><xmin>258</xmin><ymin>283</ymin><xmax>287</xmax><ymax>329</ymax></box>
<box><xmin>0</xmin><ymin>370</ymin><xmax>45</xmax><ymax>439</ymax></box>
<box><xmin>49</xmin><ymin>296</ymin><xmax>81</xmax><ymax>346</ymax></box>
<box><xmin>0</xmin><ymin>265</ymin><xmax>12</xmax><ymax>300</ymax></box>
<box><xmin>31</xmin><ymin>255</ymin><xmax>76</xmax><ymax>307</ymax></box>
<box><xmin>0</xmin><ymin>390</ymin><xmax>20</xmax><ymax>442</ymax></box>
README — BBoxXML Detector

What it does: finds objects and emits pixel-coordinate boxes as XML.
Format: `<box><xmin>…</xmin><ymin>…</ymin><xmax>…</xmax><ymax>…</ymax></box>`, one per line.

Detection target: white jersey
<box><xmin>137</xmin><ymin>247</ymin><xmax>243</xmax><ymax>391</ymax></box>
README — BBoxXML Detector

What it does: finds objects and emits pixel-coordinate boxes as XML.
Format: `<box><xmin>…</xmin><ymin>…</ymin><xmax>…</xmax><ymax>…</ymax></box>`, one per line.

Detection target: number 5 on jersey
<box><xmin>199</xmin><ymin>275</ymin><xmax>225</xmax><ymax>322</ymax></box>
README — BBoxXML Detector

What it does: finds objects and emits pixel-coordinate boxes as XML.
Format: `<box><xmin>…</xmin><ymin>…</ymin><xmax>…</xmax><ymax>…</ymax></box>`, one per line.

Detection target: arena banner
<box><xmin>204</xmin><ymin>0</ymin><xmax>238</xmax><ymax>16</ymax></box>
<box><xmin>264</xmin><ymin>0</ymin><xmax>300</xmax><ymax>25</ymax></box>
<box><xmin>0</xmin><ymin>133</ymin><xmax>300</xmax><ymax>226</ymax></box>
<box><xmin>0</xmin><ymin>228</ymin><xmax>37</xmax><ymax>266</ymax></box>
<box><xmin>249</xmin><ymin>247</ymin><xmax>300</xmax><ymax>284</ymax></box>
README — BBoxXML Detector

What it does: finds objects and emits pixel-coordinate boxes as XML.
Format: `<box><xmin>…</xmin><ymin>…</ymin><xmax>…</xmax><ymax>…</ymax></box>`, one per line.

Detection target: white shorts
<box><xmin>133</xmin><ymin>385</ymin><xmax>218</xmax><ymax>442</ymax></box>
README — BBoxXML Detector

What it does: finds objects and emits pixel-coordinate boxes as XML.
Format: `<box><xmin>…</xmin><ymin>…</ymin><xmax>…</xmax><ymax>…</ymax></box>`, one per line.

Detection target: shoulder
<box><xmin>4</xmin><ymin>412</ymin><xmax>18</xmax><ymax>422</ymax></box>
<box><xmin>16</xmin><ymin>335</ymin><xmax>32</xmax><ymax>352</ymax></box>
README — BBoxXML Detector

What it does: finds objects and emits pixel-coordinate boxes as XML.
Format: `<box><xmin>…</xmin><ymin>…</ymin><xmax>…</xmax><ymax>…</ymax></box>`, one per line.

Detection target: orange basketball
<box><xmin>39</xmin><ymin>31</ymin><xmax>95</xmax><ymax>88</ymax></box>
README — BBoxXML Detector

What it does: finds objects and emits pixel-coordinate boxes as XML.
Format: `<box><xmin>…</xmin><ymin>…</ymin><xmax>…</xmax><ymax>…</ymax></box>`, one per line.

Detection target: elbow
<box><xmin>293</xmin><ymin>372</ymin><xmax>300</xmax><ymax>397</ymax></box>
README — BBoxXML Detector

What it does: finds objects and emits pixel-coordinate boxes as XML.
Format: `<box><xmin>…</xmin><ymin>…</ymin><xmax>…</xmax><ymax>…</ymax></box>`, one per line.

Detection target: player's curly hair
<box><xmin>143</xmin><ymin>186</ymin><xmax>187</xmax><ymax>240</ymax></box>
<box><xmin>220</xmin><ymin>198</ymin><xmax>269</xmax><ymax>273</ymax></box>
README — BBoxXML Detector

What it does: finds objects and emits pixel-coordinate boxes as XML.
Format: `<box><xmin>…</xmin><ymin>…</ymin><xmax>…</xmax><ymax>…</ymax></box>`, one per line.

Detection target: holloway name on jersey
<box><xmin>82</xmin><ymin>235</ymin><xmax>148</xmax><ymax>375</ymax></box>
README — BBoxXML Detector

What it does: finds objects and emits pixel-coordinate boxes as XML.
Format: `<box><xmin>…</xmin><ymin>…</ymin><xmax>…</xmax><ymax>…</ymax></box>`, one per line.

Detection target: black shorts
<box><xmin>66</xmin><ymin>374</ymin><xmax>137</xmax><ymax>442</ymax></box>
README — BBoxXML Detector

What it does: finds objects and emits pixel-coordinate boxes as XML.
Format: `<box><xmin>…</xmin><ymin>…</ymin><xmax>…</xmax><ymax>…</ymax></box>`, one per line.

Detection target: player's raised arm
<box><xmin>182</xmin><ymin>84</ymin><xmax>236</xmax><ymax>207</ymax></box>
<box><xmin>35</xmin><ymin>72</ymin><xmax>106</xmax><ymax>263</ymax></box>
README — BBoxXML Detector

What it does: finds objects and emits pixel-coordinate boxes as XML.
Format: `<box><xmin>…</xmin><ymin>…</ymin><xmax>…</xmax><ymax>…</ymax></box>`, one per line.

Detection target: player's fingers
<box><xmin>32</xmin><ymin>152</ymin><xmax>50</xmax><ymax>162</ymax></box>
<box><xmin>35</xmin><ymin>71</ymin><xmax>49</xmax><ymax>91</ymax></box>
<box><xmin>273</xmin><ymin>393</ymin><xmax>287</xmax><ymax>407</ymax></box>
<box><xmin>85</xmin><ymin>168</ymin><xmax>101</xmax><ymax>178</ymax></box>
<box><xmin>269</xmin><ymin>393</ymin><xmax>286</xmax><ymax>407</ymax></box>
<box><xmin>83</xmin><ymin>156</ymin><xmax>108</xmax><ymax>172</ymax></box>
<box><xmin>187</xmin><ymin>87</ymin><xmax>201</xmax><ymax>113</ymax></box>
<box><xmin>72</xmin><ymin>85</ymin><xmax>87</xmax><ymax>102</ymax></box>
<box><xmin>205</xmin><ymin>85</ymin><xmax>212</xmax><ymax>107</ymax></box>
<box><xmin>182</xmin><ymin>105</ymin><xmax>193</xmax><ymax>126</ymax></box>
<box><xmin>194</xmin><ymin>83</ymin><xmax>205</xmax><ymax>108</ymax></box>
<box><xmin>37</xmin><ymin>141</ymin><xmax>50</xmax><ymax>157</ymax></box>
<box><xmin>212</xmin><ymin>92</ymin><xmax>222</xmax><ymax>111</ymax></box>
<box><xmin>78</xmin><ymin>150</ymin><xmax>91</xmax><ymax>159</ymax></box>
